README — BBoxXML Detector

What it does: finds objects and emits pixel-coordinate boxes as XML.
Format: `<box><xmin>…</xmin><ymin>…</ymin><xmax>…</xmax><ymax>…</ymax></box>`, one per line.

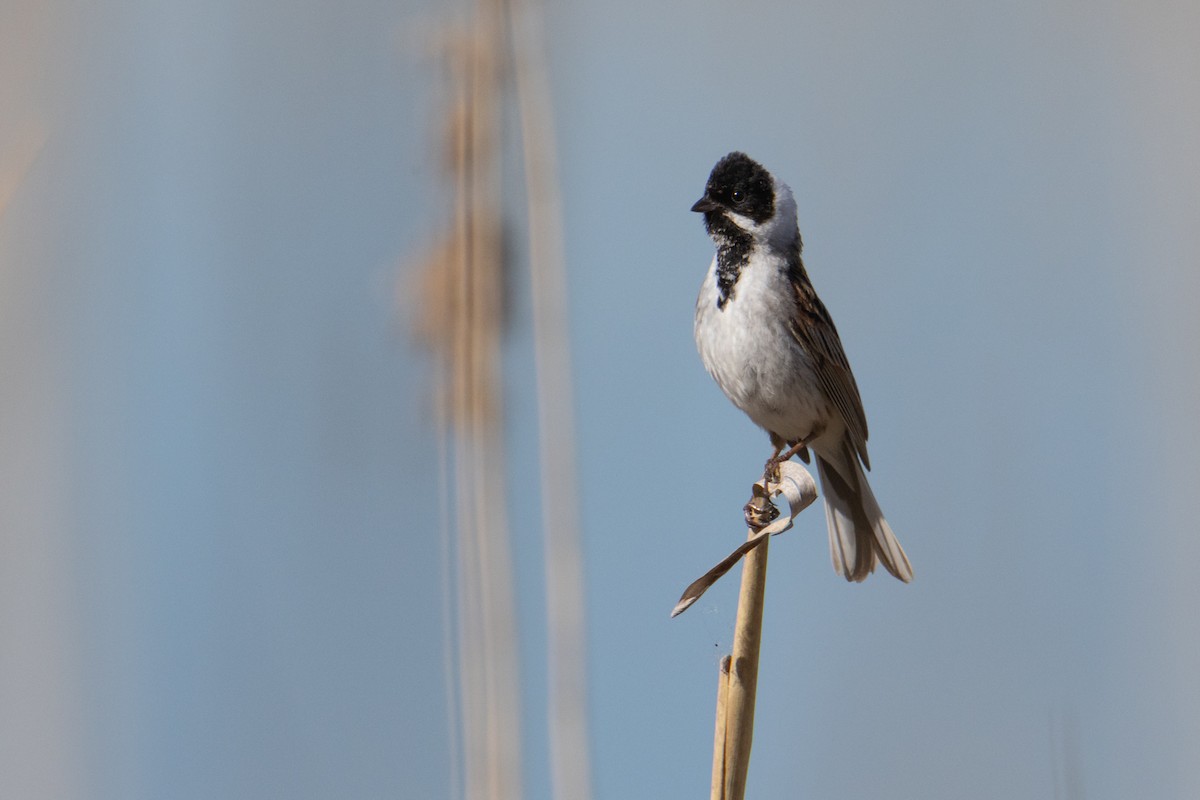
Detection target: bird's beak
<box><xmin>691</xmin><ymin>196</ymin><xmax>718</xmax><ymax>213</ymax></box>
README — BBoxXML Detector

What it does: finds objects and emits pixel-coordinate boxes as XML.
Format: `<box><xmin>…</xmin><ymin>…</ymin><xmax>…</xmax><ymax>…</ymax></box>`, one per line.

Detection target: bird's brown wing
<box><xmin>786</xmin><ymin>269</ymin><xmax>872</xmax><ymax>470</ymax></box>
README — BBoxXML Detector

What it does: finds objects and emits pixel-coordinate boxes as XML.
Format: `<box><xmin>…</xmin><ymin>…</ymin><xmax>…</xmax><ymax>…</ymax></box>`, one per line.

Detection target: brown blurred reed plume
<box><xmin>408</xmin><ymin>1</ymin><xmax>591</xmax><ymax>798</ymax></box>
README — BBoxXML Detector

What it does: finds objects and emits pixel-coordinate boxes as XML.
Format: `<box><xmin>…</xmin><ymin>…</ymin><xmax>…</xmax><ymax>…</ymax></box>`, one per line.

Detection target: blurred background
<box><xmin>2</xmin><ymin>0</ymin><xmax>1198</xmax><ymax>798</ymax></box>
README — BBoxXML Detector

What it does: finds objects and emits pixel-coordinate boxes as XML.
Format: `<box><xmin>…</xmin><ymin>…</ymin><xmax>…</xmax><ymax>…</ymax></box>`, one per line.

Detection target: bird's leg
<box><xmin>763</xmin><ymin>435</ymin><xmax>808</xmax><ymax>484</ymax></box>
<box><xmin>776</xmin><ymin>440</ymin><xmax>809</xmax><ymax>464</ymax></box>
<box><xmin>749</xmin><ymin>436</ymin><xmax>807</xmax><ymax>524</ymax></box>
<box><xmin>763</xmin><ymin>434</ymin><xmax>785</xmax><ymax>482</ymax></box>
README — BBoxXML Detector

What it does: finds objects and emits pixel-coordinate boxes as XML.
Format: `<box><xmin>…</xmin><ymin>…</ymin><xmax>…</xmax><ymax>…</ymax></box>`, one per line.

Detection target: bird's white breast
<box><xmin>694</xmin><ymin>250</ymin><xmax>831</xmax><ymax>442</ymax></box>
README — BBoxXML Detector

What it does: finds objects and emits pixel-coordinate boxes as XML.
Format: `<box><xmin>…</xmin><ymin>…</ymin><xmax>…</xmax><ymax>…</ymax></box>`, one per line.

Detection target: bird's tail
<box><xmin>815</xmin><ymin>440</ymin><xmax>913</xmax><ymax>583</ymax></box>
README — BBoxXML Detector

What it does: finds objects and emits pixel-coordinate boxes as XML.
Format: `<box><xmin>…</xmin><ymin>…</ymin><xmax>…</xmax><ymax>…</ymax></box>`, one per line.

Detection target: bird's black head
<box><xmin>691</xmin><ymin>152</ymin><xmax>775</xmax><ymax>227</ymax></box>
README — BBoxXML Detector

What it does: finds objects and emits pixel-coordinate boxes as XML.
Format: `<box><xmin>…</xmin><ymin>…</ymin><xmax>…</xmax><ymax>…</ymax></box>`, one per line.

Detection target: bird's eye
<box><xmin>731</xmin><ymin>189</ymin><xmax>745</xmax><ymax>205</ymax></box>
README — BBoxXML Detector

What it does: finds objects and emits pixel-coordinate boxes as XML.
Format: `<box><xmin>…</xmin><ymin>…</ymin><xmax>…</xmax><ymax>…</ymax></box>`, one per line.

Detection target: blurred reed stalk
<box><xmin>0</xmin><ymin>123</ymin><xmax>45</xmax><ymax>220</ymax></box>
<box><xmin>417</xmin><ymin>2</ymin><xmax>521</xmax><ymax>798</ymax></box>
<box><xmin>412</xmin><ymin>0</ymin><xmax>590</xmax><ymax>797</ymax></box>
<box><xmin>507</xmin><ymin>0</ymin><xmax>593</xmax><ymax>796</ymax></box>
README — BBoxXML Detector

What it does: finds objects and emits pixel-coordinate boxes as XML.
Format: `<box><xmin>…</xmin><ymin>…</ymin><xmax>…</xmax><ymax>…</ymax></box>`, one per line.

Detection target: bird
<box><xmin>691</xmin><ymin>151</ymin><xmax>912</xmax><ymax>583</ymax></box>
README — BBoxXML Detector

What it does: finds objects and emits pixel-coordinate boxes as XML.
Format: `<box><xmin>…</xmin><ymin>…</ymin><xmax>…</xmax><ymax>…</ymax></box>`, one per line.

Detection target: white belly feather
<box><xmin>694</xmin><ymin>253</ymin><xmax>834</xmax><ymax>444</ymax></box>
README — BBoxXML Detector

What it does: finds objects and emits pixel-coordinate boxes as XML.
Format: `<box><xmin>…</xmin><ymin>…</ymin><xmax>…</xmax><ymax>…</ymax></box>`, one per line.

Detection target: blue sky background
<box><xmin>2</xmin><ymin>1</ymin><xmax>1198</xmax><ymax>798</ymax></box>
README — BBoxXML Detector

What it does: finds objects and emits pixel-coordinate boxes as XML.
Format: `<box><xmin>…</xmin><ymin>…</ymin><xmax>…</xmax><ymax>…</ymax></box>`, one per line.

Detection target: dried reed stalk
<box><xmin>710</xmin><ymin>489</ymin><xmax>777</xmax><ymax>800</ymax></box>
<box><xmin>710</xmin><ymin>656</ymin><xmax>732</xmax><ymax>798</ymax></box>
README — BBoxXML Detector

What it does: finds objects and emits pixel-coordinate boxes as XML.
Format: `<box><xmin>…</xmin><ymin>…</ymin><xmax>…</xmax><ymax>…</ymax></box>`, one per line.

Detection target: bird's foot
<box><xmin>762</xmin><ymin>440</ymin><xmax>809</xmax><ymax>484</ymax></box>
<box><xmin>762</xmin><ymin>454</ymin><xmax>783</xmax><ymax>485</ymax></box>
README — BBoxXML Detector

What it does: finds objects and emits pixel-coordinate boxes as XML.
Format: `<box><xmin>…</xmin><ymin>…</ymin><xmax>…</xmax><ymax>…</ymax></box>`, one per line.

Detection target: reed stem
<box><xmin>710</xmin><ymin>486</ymin><xmax>775</xmax><ymax>800</ymax></box>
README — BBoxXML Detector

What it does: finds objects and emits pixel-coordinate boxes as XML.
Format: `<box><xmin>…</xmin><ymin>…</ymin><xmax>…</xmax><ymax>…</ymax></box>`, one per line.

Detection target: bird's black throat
<box><xmin>705</xmin><ymin>213</ymin><xmax>752</xmax><ymax>309</ymax></box>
